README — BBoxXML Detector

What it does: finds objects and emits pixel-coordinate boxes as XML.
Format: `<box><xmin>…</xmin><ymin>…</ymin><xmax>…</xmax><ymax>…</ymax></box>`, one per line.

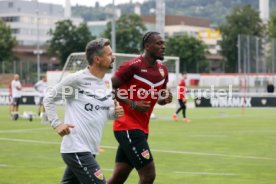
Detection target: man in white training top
<box><xmin>11</xmin><ymin>74</ymin><xmax>22</xmax><ymax>120</ymax></box>
<box><xmin>43</xmin><ymin>38</ymin><xmax>123</xmax><ymax>184</ymax></box>
<box><xmin>34</xmin><ymin>76</ymin><xmax>47</xmax><ymax>117</ymax></box>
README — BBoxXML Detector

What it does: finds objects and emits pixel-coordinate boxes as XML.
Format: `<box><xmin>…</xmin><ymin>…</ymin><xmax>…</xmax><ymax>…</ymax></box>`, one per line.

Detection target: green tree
<box><xmin>165</xmin><ymin>35</ymin><xmax>207</xmax><ymax>73</ymax></box>
<box><xmin>47</xmin><ymin>20</ymin><xmax>94</xmax><ymax>65</ymax></box>
<box><xmin>268</xmin><ymin>13</ymin><xmax>276</xmax><ymax>38</ymax></box>
<box><xmin>102</xmin><ymin>14</ymin><xmax>146</xmax><ymax>54</ymax></box>
<box><xmin>219</xmin><ymin>5</ymin><xmax>263</xmax><ymax>72</ymax></box>
<box><xmin>0</xmin><ymin>19</ymin><xmax>16</xmax><ymax>62</ymax></box>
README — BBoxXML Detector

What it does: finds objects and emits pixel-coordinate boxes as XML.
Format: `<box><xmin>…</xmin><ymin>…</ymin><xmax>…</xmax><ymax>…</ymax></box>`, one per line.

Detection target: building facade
<box><xmin>0</xmin><ymin>0</ymin><xmax>82</xmax><ymax>46</ymax></box>
<box><xmin>0</xmin><ymin>0</ymin><xmax>82</xmax><ymax>84</ymax></box>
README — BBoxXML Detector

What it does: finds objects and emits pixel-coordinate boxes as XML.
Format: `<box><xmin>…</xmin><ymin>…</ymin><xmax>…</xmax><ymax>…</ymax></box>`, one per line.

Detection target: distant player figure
<box><xmin>8</xmin><ymin>81</ymin><xmax>13</xmax><ymax>114</ymax></box>
<box><xmin>173</xmin><ymin>73</ymin><xmax>190</xmax><ymax>123</ymax></box>
<box><xmin>267</xmin><ymin>80</ymin><xmax>275</xmax><ymax>93</ymax></box>
<box><xmin>10</xmin><ymin>74</ymin><xmax>22</xmax><ymax>120</ymax></box>
<box><xmin>34</xmin><ymin>76</ymin><xmax>48</xmax><ymax>121</ymax></box>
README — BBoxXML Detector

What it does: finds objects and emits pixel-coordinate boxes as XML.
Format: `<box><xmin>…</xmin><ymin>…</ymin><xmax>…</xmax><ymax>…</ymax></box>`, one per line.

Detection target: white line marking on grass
<box><xmin>0</xmin><ymin>138</ymin><xmax>59</xmax><ymax>145</ymax></box>
<box><xmin>0</xmin><ymin>127</ymin><xmax>49</xmax><ymax>133</ymax></box>
<box><xmin>150</xmin><ymin>148</ymin><xmax>276</xmax><ymax>160</ymax></box>
<box><xmin>0</xmin><ymin>164</ymin><xmax>9</xmax><ymax>167</ymax></box>
<box><xmin>174</xmin><ymin>171</ymin><xmax>239</xmax><ymax>176</ymax></box>
<box><xmin>0</xmin><ymin>138</ymin><xmax>275</xmax><ymax>161</ymax></box>
<box><xmin>155</xmin><ymin>113</ymin><xmax>275</xmax><ymax>121</ymax></box>
<box><xmin>189</xmin><ymin>135</ymin><xmax>227</xmax><ymax>138</ymax></box>
<box><xmin>102</xmin><ymin>168</ymin><xmax>114</xmax><ymax>172</ymax></box>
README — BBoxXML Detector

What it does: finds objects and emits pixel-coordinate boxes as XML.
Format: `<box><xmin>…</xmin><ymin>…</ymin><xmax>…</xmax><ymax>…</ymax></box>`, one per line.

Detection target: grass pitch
<box><xmin>0</xmin><ymin>105</ymin><xmax>276</xmax><ymax>184</ymax></box>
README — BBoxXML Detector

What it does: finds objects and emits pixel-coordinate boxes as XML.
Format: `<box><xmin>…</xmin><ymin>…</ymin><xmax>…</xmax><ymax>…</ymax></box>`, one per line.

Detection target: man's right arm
<box><xmin>43</xmin><ymin>74</ymin><xmax>77</xmax><ymax>129</ymax></box>
<box><xmin>33</xmin><ymin>81</ymin><xmax>39</xmax><ymax>92</ymax></box>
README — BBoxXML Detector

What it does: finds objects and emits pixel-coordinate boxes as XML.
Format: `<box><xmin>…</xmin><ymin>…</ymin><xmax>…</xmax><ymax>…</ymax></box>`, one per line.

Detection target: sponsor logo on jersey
<box><xmin>159</xmin><ymin>68</ymin><xmax>164</xmax><ymax>77</ymax></box>
<box><xmin>141</xmin><ymin>69</ymin><xmax>147</xmax><ymax>72</ymax></box>
<box><xmin>85</xmin><ymin>103</ymin><xmax>93</xmax><ymax>111</ymax></box>
<box><xmin>141</xmin><ymin>150</ymin><xmax>150</xmax><ymax>159</ymax></box>
<box><xmin>84</xmin><ymin>82</ymin><xmax>92</xmax><ymax>85</ymax></box>
<box><xmin>94</xmin><ymin>170</ymin><xmax>104</xmax><ymax>180</ymax></box>
<box><xmin>84</xmin><ymin>103</ymin><xmax>110</xmax><ymax>111</ymax></box>
<box><xmin>79</xmin><ymin>89</ymin><xmax>112</xmax><ymax>102</ymax></box>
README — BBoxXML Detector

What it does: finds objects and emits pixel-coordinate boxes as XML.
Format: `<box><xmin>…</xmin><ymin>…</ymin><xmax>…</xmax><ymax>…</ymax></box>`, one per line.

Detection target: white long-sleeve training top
<box><xmin>43</xmin><ymin>67</ymin><xmax>115</xmax><ymax>154</ymax></box>
<box><xmin>34</xmin><ymin>80</ymin><xmax>48</xmax><ymax>97</ymax></box>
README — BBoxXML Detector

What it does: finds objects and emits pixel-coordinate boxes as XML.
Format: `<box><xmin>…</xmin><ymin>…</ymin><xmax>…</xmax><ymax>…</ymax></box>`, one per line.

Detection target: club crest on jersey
<box><xmin>141</xmin><ymin>150</ymin><xmax>150</xmax><ymax>159</ymax></box>
<box><xmin>159</xmin><ymin>68</ymin><xmax>165</xmax><ymax>77</ymax></box>
<box><xmin>94</xmin><ymin>170</ymin><xmax>104</xmax><ymax>180</ymax></box>
<box><xmin>104</xmin><ymin>80</ymin><xmax>110</xmax><ymax>89</ymax></box>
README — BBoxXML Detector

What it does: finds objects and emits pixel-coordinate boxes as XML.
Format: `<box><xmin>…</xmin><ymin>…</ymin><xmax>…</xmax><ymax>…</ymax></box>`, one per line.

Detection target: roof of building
<box><xmin>141</xmin><ymin>15</ymin><xmax>210</xmax><ymax>27</ymax></box>
<box><xmin>12</xmin><ymin>45</ymin><xmax>47</xmax><ymax>54</ymax></box>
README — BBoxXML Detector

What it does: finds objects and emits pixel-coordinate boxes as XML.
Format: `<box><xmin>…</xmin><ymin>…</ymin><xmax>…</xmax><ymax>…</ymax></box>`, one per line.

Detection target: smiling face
<box><xmin>145</xmin><ymin>33</ymin><xmax>165</xmax><ymax>61</ymax></box>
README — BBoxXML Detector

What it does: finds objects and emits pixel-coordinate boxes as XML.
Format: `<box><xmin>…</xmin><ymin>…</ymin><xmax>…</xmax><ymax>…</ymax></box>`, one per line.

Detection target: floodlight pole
<box><xmin>111</xmin><ymin>0</ymin><xmax>116</xmax><ymax>73</ymax></box>
<box><xmin>36</xmin><ymin>1</ymin><xmax>41</xmax><ymax>81</ymax></box>
<box><xmin>112</xmin><ymin>0</ymin><xmax>116</xmax><ymax>53</ymax></box>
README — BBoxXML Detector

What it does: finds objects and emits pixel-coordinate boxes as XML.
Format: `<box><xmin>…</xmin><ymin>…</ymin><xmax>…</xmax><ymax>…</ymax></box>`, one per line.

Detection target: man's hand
<box><xmin>133</xmin><ymin>100</ymin><xmax>151</xmax><ymax>113</ymax></box>
<box><xmin>114</xmin><ymin>100</ymin><xmax>124</xmax><ymax>118</ymax></box>
<box><xmin>164</xmin><ymin>89</ymin><xmax>173</xmax><ymax>104</ymax></box>
<box><xmin>158</xmin><ymin>89</ymin><xmax>173</xmax><ymax>105</ymax></box>
<box><xmin>55</xmin><ymin>123</ymin><xmax>75</xmax><ymax>137</ymax></box>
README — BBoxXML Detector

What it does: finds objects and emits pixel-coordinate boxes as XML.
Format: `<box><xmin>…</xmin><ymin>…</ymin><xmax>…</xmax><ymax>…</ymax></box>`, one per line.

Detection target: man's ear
<box><xmin>144</xmin><ymin>43</ymin><xmax>150</xmax><ymax>50</ymax></box>
<box><xmin>94</xmin><ymin>55</ymin><xmax>101</xmax><ymax>64</ymax></box>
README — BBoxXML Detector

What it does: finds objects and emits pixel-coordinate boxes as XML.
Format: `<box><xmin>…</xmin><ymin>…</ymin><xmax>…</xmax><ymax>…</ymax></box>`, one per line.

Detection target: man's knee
<box><xmin>107</xmin><ymin>176</ymin><xmax>126</xmax><ymax>184</ymax></box>
<box><xmin>139</xmin><ymin>171</ymin><xmax>156</xmax><ymax>184</ymax></box>
<box><xmin>138</xmin><ymin>163</ymin><xmax>156</xmax><ymax>184</ymax></box>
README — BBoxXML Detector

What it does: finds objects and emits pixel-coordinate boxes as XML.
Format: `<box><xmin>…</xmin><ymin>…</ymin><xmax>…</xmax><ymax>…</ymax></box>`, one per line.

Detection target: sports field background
<box><xmin>0</xmin><ymin>105</ymin><xmax>276</xmax><ymax>184</ymax></box>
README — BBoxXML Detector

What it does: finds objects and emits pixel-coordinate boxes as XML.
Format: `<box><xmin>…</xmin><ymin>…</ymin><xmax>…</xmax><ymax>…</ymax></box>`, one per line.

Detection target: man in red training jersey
<box><xmin>107</xmin><ymin>32</ymin><xmax>172</xmax><ymax>184</ymax></box>
<box><xmin>172</xmin><ymin>73</ymin><xmax>190</xmax><ymax>123</ymax></box>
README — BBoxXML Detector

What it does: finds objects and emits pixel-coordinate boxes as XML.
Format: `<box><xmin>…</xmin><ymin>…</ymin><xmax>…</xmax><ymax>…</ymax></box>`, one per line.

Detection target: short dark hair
<box><xmin>141</xmin><ymin>31</ymin><xmax>160</xmax><ymax>50</ymax></box>
<box><xmin>85</xmin><ymin>38</ymin><xmax>110</xmax><ymax>65</ymax></box>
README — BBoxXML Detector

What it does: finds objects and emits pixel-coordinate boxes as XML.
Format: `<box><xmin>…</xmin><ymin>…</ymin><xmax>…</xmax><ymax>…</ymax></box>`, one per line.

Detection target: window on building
<box><xmin>12</xmin><ymin>29</ymin><xmax>20</xmax><ymax>34</ymax></box>
<box><xmin>207</xmin><ymin>44</ymin><xmax>217</xmax><ymax>49</ymax></box>
<box><xmin>2</xmin><ymin>16</ymin><xmax>19</xmax><ymax>22</ymax></box>
<box><xmin>173</xmin><ymin>31</ymin><xmax>186</xmax><ymax>37</ymax></box>
<box><xmin>8</xmin><ymin>2</ymin><xmax>13</xmax><ymax>8</ymax></box>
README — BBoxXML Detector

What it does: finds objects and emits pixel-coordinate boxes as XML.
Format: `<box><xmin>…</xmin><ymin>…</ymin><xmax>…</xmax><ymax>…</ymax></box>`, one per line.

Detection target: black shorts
<box><xmin>61</xmin><ymin>152</ymin><xmax>106</xmax><ymax>184</ymax></box>
<box><xmin>12</xmin><ymin>98</ymin><xmax>20</xmax><ymax>106</ymax></box>
<box><xmin>114</xmin><ymin>129</ymin><xmax>153</xmax><ymax>170</ymax></box>
<box><xmin>37</xmin><ymin>97</ymin><xmax>44</xmax><ymax>105</ymax></box>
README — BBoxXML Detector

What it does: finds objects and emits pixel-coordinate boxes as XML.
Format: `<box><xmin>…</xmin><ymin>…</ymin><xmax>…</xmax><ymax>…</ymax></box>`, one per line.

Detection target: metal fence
<box><xmin>237</xmin><ymin>34</ymin><xmax>276</xmax><ymax>92</ymax></box>
<box><xmin>238</xmin><ymin>34</ymin><xmax>276</xmax><ymax>74</ymax></box>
